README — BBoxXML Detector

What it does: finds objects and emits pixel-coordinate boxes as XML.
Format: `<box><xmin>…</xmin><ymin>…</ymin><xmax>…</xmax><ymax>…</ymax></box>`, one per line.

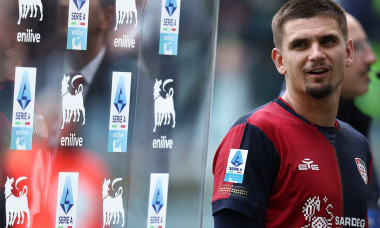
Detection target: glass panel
<box><xmin>0</xmin><ymin>0</ymin><xmax>219</xmax><ymax>227</ymax></box>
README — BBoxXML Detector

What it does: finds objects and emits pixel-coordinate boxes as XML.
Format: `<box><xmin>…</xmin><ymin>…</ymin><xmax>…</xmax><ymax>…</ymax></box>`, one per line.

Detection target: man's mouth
<box><xmin>307</xmin><ymin>68</ymin><xmax>329</xmax><ymax>75</ymax></box>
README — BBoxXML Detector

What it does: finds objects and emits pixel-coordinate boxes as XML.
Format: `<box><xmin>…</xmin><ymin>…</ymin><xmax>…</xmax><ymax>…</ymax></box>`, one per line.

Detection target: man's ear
<box><xmin>272</xmin><ymin>48</ymin><xmax>287</xmax><ymax>75</ymax></box>
<box><xmin>345</xmin><ymin>39</ymin><xmax>354</xmax><ymax>67</ymax></box>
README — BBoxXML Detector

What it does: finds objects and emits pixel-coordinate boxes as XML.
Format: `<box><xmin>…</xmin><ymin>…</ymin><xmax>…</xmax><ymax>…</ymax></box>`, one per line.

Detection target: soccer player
<box><xmin>212</xmin><ymin>0</ymin><xmax>372</xmax><ymax>227</ymax></box>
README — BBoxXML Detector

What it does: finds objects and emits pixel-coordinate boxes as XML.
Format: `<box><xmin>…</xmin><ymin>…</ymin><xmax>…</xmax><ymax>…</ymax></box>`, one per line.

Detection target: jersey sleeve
<box><xmin>212</xmin><ymin>121</ymin><xmax>281</xmax><ymax>224</ymax></box>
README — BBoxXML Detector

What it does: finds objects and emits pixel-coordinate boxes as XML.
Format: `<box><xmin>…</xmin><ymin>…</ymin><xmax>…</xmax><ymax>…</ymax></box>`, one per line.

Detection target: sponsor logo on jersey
<box><xmin>298</xmin><ymin>158</ymin><xmax>320</xmax><ymax>171</ymax></box>
<box><xmin>67</xmin><ymin>0</ymin><xmax>89</xmax><ymax>50</ymax></box>
<box><xmin>4</xmin><ymin>176</ymin><xmax>30</xmax><ymax>227</ymax></box>
<box><xmin>108</xmin><ymin>72</ymin><xmax>131</xmax><ymax>152</ymax></box>
<box><xmin>11</xmin><ymin>67</ymin><xmax>36</xmax><ymax>150</ymax></box>
<box><xmin>152</xmin><ymin>78</ymin><xmax>175</xmax><ymax>149</ymax></box>
<box><xmin>224</xmin><ymin>149</ymin><xmax>248</xmax><ymax>184</ymax></box>
<box><xmin>159</xmin><ymin>0</ymin><xmax>181</xmax><ymax>55</ymax></box>
<box><xmin>355</xmin><ymin>158</ymin><xmax>368</xmax><ymax>185</ymax></box>
<box><xmin>302</xmin><ymin>196</ymin><xmax>365</xmax><ymax>228</ymax></box>
<box><xmin>55</xmin><ymin>172</ymin><xmax>79</xmax><ymax>228</ymax></box>
<box><xmin>102</xmin><ymin>178</ymin><xmax>125</xmax><ymax>227</ymax></box>
<box><xmin>147</xmin><ymin>173</ymin><xmax>169</xmax><ymax>228</ymax></box>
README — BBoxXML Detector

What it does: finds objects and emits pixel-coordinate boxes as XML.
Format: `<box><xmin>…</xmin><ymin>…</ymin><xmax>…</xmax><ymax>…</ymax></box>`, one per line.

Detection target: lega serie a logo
<box><xmin>147</xmin><ymin>174</ymin><xmax>169</xmax><ymax>228</ymax></box>
<box><xmin>17</xmin><ymin>72</ymin><xmax>32</xmax><ymax>110</ymax></box>
<box><xmin>56</xmin><ymin>172</ymin><xmax>79</xmax><ymax>228</ymax></box>
<box><xmin>152</xmin><ymin>177</ymin><xmax>164</xmax><ymax>214</ymax></box>
<box><xmin>165</xmin><ymin>0</ymin><xmax>177</xmax><ymax>16</ymax></box>
<box><xmin>73</xmin><ymin>0</ymin><xmax>87</xmax><ymax>10</ymax></box>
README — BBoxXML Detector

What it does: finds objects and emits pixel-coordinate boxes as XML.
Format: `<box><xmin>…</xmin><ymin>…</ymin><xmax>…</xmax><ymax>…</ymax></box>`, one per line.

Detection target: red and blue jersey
<box><xmin>212</xmin><ymin>97</ymin><xmax>372</xmax><ymax>227</ymax></box>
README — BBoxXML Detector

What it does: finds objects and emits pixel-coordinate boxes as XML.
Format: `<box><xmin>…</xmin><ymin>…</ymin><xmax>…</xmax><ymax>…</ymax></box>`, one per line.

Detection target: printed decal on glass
<box><xmin>152</xmin><ymin>78</ymin><xmax>175</xmax><ymax>150</ymax></box>
<box><xmin>159</xmin><ymin>0</ymin><xmax>181</xmax><ymax>55</ymax></box>
<box><xmin>16</xmin><ymin>0</ymin><xmax>43</xmax><ymax>43</ymax></box>
<box><xmin>60</xmin><ymin>74</ymin><xmax>85</xmax><ymax>147</ymax></box>
<box><xmin>67</xmin><ymin>0</ymin><xmax>89</xmax><ymax>50</ymax></box>
<box><xmin>147</xmin><ymin>173</ymin><xmax>169</xmax><ymax>228</ymax></box>
<box><xmin>11</xmin><ymin>67</ymin><xmax>36</xmax><ymax>150</ymax></box>
<box><xmin>4</xmin><ymin>176</ymin><xmax>30</xmax><ymax>227</ymax></box>
<box><xmin>102</xmin><ymin>178</ymin><xmax>125</xmax><ymax>227</ymax></box>
<box><xmin>55</xmin><ymin>172</ymin><xmax>79</xmax><ymax>228</ymax></box>
<box><xmin>113</xmin><ymin>0</ymin><xmax>138</xmax><ymax>49</ymax></box>
<box><xmin>108</xmin><ymin>72</ymin><xmax>131</xmax><ymax>152</ymax></box>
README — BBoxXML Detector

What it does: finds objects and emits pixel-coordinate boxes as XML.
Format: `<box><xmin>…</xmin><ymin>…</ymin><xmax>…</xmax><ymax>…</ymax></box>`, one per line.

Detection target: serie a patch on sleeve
<box><xmin>224</xmin><ymin>149</ymin><xmax>248</xmax><ymax>184</ymax></box>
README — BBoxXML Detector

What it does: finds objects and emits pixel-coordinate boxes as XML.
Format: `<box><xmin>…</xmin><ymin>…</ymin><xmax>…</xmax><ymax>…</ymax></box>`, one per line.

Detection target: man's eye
<box><xmin>321</xmin><ymin>38</ymin><xmax>336</xmax><ymax>46</ymax></box>
<box><xmin>293</xmin><ymin>42</ymin><xmax>306</xmax><ymax>48</ymax></box>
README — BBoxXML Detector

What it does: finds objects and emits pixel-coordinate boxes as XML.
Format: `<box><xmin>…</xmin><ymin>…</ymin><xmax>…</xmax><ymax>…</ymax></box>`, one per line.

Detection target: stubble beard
<box><xmin>305</xmin><ymin>83</ymin><xmax>333</xmax><ymax>99</ymax></box>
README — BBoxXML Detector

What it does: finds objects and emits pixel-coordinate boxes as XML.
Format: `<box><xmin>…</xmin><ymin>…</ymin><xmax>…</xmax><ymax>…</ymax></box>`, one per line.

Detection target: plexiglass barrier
<box><xmin>0</xmin><ymin>0</ymin><xmax>219</xmax><ymax>227</ymax></box>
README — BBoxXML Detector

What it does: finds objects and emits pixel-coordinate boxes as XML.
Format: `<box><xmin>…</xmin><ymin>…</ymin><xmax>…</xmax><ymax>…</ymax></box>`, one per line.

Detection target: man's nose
<box><xmin>308</xmin><ymin>44</ymin><xmax>326</xmax><ymax>62</ymax></box>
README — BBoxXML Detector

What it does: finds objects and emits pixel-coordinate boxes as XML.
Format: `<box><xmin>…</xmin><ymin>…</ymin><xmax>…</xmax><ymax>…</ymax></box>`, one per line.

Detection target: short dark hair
<box><xmin>272</xmin><ymin>0</ymin><xmax>347</xmax><ymax>49</ymax></box>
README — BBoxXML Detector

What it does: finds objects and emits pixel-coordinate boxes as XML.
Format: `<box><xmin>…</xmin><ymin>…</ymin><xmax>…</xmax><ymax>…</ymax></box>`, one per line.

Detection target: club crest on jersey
<box><xmin>355</xmin><ymin>158</ymin><xmax>367</xmax><ymax>185</ymax></box>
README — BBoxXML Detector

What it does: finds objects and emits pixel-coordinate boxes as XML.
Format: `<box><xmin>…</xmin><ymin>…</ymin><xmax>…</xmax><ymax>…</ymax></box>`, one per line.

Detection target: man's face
<box><xmin>273</xmin><ymin>16</ymin><xmax>353</xmax><ymax>99</ymax></box>
<box><xmin>341</xmin><ymin>16</ymin><xmax>377</xmax><ymax>99</ymax></box>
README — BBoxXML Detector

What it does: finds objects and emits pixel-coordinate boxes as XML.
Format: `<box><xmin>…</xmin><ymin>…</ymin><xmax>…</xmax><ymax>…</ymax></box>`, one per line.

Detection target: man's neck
<box><xmin>282</xmin><ymin>89</ymin><xmax>340</xmax><ymax>127</ymax></box>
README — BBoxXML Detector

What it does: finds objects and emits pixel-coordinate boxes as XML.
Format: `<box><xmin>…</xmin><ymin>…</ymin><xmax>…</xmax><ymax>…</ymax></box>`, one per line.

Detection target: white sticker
<box><xmin>4</xmin><ymin>176</ymin><xmax>30</xmax><ymax>227</ymax></box>
<box><xmin>102</xmin><ymin>178</ymin><xmax>125</xmax><ymax>227</ymax></box>
<box><xmin>159</xmin><ymin>0</ymin><xmax>181</xmax><ymax>55</ymax></box>
<box><xmin>147</xmin><ymin>173</ymin><xmax>169</xmax><ymax>228</ymax></box>
<box><xmin>11</xmin><ymin>67</ymin><xmax>36</xmax><ymax>150</ymax></box>
<box><xmin>67</xmin><ymin>0</ymin><xmax>89</xmax><ymax>50</ymax></box>
<box><xmin>108</xmin><ymin>72</ymin><xmax>132</xmax><ymax>152</ymax></box>
<box><xmin>224</xmin><ymin>149</ymin><xmax>248</xmax><ymax>184</ymax></box>
<box><xmin>55</xmin><ymin>172</ymin><xmax>79</xmax><ymax>228</ymax></box>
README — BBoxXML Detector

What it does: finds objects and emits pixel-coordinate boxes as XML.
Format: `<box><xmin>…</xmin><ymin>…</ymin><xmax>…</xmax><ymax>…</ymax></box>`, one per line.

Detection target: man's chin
<box><xmin>306</xmin><ymin>85</ymin><xmax>333</xmax><ymax>99</ymax></box>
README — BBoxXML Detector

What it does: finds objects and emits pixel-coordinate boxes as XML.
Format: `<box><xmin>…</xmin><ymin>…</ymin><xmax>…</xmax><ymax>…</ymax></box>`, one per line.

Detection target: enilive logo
<box><xmin>4</xmin><ymin>176</ymin><xmax>30</xmax><ymax>228</ymax></box>
<box><xmin>298</xmin><ymin>158</ymin><xmax>319</xmax><ymax>171</ymax></box>
<box><xmin>153</xmin><ymin>79</ymin><xmax>176</xmax><ymax>132</ymax></box>
<box><xmin>102</xmin><ymin>178</ymin><xmax>125</xmax><ymax>227</ymax></box>
<box><xmin>115</xmin><ymin>0</ymin><xmax>138</xmax><ymax>30</ymax></box>
<box><xmin>17</xmin><ymin>0</ymin><xmax>43</xmax><ymax>43</ymax></box>
<box><xmin>60</xmin><ymin>74</ymin><xmax>86</xmax><ymax>129</ymax></box>
<box><xmin>17</xmin><ymin>0</ymin><xmax>43</xmax><ymax>25</ymax></box>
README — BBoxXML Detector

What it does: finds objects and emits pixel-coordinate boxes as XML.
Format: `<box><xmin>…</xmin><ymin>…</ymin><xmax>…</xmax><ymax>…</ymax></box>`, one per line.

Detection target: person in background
<box><xmin>338</xmin><ymin>13</ymin><xmax>380</xmax><ymax>227</ymax></box>
<box><xmin>212</xmin><ymin>0</ymin><xmax>372</xmax><ymax>227</ymax></box>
